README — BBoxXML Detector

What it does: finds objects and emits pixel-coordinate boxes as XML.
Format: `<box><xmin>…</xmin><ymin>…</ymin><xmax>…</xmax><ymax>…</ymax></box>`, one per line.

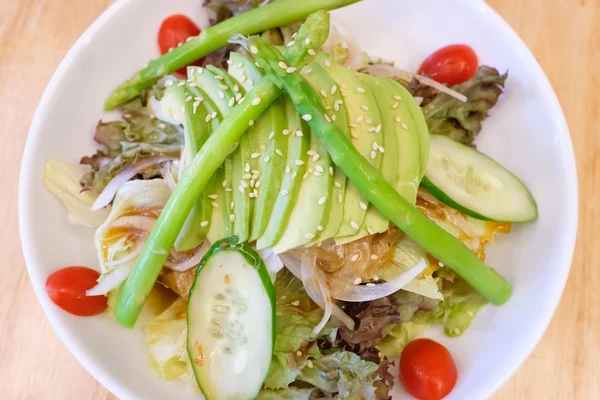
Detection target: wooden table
<box><xmin>1</xmin><ymin>0</ymin><xmax>597</xmax><ymax>398</ymax></box>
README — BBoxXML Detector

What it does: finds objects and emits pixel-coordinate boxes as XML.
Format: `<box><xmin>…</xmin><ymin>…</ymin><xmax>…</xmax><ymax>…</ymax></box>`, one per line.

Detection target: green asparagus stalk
<box><xmin>104</xmin><ymin>0</ymin><xmax>361</xmax><ymax>110</ymax></box>
<box><xmin>247</xmin><ymin>36</ymin><xmax>512</xmax><ymax>305</ymax></box>
<box><xmin>113</xmin><ymin>15</ymin><xmax>332</xmax><ymax>328</ymax></box>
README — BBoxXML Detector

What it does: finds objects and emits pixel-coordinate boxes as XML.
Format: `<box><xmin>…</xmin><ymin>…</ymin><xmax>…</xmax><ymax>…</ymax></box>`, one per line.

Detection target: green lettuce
<box><xmin>80</xmin><ymin>95</ymin><xmax>182</xmax><ymax>193</ymax></box>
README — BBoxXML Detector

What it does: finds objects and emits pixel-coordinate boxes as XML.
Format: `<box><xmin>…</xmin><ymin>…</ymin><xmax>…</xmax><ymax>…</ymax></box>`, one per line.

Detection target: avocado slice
<box><xmin>188</xmin><ymin>67</ymin><xmax>236</xmax><ymax>242</ymax></box>
<box><xmin>256</xmin><ymin>97</ymin><xmax>310</xmax><ymax>250</ymax></box>
<box><xmin>228</xmin><ymin>53</ymin><xmax>290</xmax><ymax>242</ymax></box>
<box><xmin>387</xmin><ymin>79</ymin><xmax>430</xmax><ymax>183</ymax></box>
<box><xmin>325</xmin><ymin>59</ymin><xmax>383</xmax><ymax>238</ymax></box>
<box><xmin>301</xmin><ymin>60</ymin><xmax>351</xmax><ymax>246</ymax></box>
<box><xmin>335</xmin><ymin>74</ymin><xmax>401</xmax><ymax>244</ymax></box>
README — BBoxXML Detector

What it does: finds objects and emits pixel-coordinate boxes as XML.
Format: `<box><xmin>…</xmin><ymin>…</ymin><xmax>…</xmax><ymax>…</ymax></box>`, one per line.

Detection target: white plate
<box><xmin>19</xmin><ymin>0</ymin><xmax>578</xmax><ymax>398</ymax></box>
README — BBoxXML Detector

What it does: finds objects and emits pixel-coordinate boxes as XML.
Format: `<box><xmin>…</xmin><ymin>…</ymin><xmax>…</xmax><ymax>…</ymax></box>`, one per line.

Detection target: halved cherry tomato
<box><xmin>46</xmin><ymin>266</ymin><xmax>107</xmax><ymax>316</ymax></box>
<box><xmin>157</xmin><ymin>14</ymin><xmax>204</xmax><ymax>75</ymax></box>
<box><xmin>417</xmin><ymin>44</ymin><xmax>478</xmax><ymax>86</ymax></box>
<box><xmin>400</xmin><ymin>338</ymin><xmax>457</xmax><ymax>400</ymax></box>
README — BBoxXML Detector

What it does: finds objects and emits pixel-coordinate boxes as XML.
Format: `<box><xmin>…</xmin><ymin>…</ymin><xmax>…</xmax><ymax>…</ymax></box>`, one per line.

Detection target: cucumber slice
<box><xmin>422</xmin><ymin>134</ymin><xmax>538</xmax><ymax>222</ymax></box>
<box><xmin>187</xmin><ymin>238</ymin><xmax>275</xmax><ymax>400</ymax></box>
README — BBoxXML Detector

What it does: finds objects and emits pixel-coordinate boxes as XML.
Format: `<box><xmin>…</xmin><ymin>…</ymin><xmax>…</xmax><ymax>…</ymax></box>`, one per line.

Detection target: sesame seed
<box><xmin>356</xmin><ymin>116</ymin><xmax>364</xmax><ymax>123</ymax></box>
<box><xmin>280</xmin><ymin>190</ymin><xmax>289</xmax><ymax>196</ymax></box>
<box><xmin>304</xmin><ymin>37</ymin><xmax>311</xmax><ymax>45</ymax></box>
<box><xmin>303</xmin><ymin>172</ymin><xmax>310</xmax><ymax>180</ymax></box>
<box><xmin>349</xmin><ymin>123</ymin><xmax>358</xmax><ymax>128</ymax></box>
<box><xmin>308</xmin><ymin>49</ymin><xmax>316</xmax><ymax>56</ymax></box>
<box><xmin>330</xmin><ymin>85</ymin><xmax>337</xmax><ymax>95</ymax></box>
<box><xmin>286</xmin><ymin>40</ymin><xmax>295</xmax><ymax>47</ymax></box>
<box><xmin>208</xmin><ymin>194</ymin><xmax>218</xmax><ymax>199</ymax></box>
<box><xmin>375</xmin><ymin>124</ymin><xmax>382</xmax><ymax>133</ymax></box>
<box><xmin>392</xmin><ymin>102</ymin><xmax>399</xmax><ymax>109</ymax></box>
<box><xmin>219</xmin><ymin>84</ymin><xmax>228</xmax><ymax>90</ymax></box>
<box><xmin>313</xmin><ymin>154</ymin><xmax>321</xmax><ymax>162</ymax></box>
<box><xmin>249</xmin><ymin>192</ymin><xmax>256</xmax><ymax>198</ymax></box>
<box><xmin>245</xmin><ymin>163</ymin><xmax>250</xmax><ymax>172</ymax></box>
<box><xmin>302</xmin><ymin>68</ymin><xmax>313</xmax><ymax>75</ymax></box>
<box><xmin>324</xmin><ymin>114</ymin><xmax>331</xmax><ymax>122</ymax></box>
<box><xmin>230</xmin><ymin>201</ymin><xmax>235</xmax><ymax>210</ymax></box>
<box><xmin>193</xmin><ymin>100</ymin><xmax>201</xmax><ymax>109</ymax></box>
<box><xmin>313</xmin><ymin>170</ymin><xmax>322</xmax><ymax>177</ymax></box>
<box><xmin>366</xmin><ymin>118</ymin><xmax>373</xmax><ymax>125</ymax></box>
<box><xmin>393</xmin><ymin>95</ymin><xmax>402</xmax><ymax>101</ymax></box>
<box><xmin>275</xmin><ymin>149</ymin><xmax>284</xmax><ymax>157</ymax></box>
<box><xmin>243</xmin><ymin>173</ymin><xmax>252</xmax><ymax>180</ymax></box>
<box><xmin>329</xmin><ymin>166</ymin><xmax>334</xmax><ymax>175</ymax></box>
<box><xmin>250</xmin><ymin>45</ymin><xmax>258</xmax><ymax>54</ymax></box>
<box><xmin>285</xmin><ymin>166</ymin><xmax>291</xmax><ymax>173</ymax></box>
<box><xmin>292</xmin><ymin>32</ymin><xmax>298</xmax><ymax>38</ymax></box>
<box><xmin>268</xmin><ymin>131</ymin><xmax>275</xmax><ymax>140</ymax></box>
<box><xmin>251</xmin><ymin>152</ymin><xmax>260</xmax><ymax>159</ymax></box>
<box><xmin>366</xmin><ymin>283</ymin><xmax>376</xmax><ymax>287</ymax></box>
<box><xmin>185</xmin><ymin>95</ymin><xmax>193</xmax><ymax>102</ymax></box>
<box><xmin>360</xmin><ymin>202</ymin><xmax>367</xmax><ymax>210</ymax></box>
<box><xmin>278</xmin><ymin>61</ymin><xmax>288</xmax><ymax>69</ymax></box>
<box><xmin>324</xmin><ymin>59</ymin><xmax>331</xmax><ymax>68</ymax></box>
<box><xmin>351</xmin><ymin>221</ymin><xmax>359</xmax><ymax>229</ymax></box>
<box><xmin>205</xmin><ymin>114</ymin><xmax>212</xmax><ymax>123</ymax></box>
<box><xmin>372</xmin><ymin>141</ymin><xmax>379</xmax><ymax>150</ymax></box>
<box><xmin>249</xmin><ymin>120</ymin><xmax>254</xmax><ymax>126</ymax></box>
<box><xmin>211</xmin><ymin>202</ymin><xmax>219</xmax><ymax>208</ymax></box>
<box><xmin>317</xmin><ymin>225</ymin><xmax>324</xmax><ymax>231</ymax></box>
<box><xmin>239</xmin><ymin>96</ymin><xmax>245</xmax><ymax>103</ymax></box>
<box><xmin>326</xmin><ymin>105</ymin><xmax>333</xmax><ymax>110</ymax></box>
<box><xmin>370</xmin><ymin>151</ymin><xmax>377</xmax><ymax>159</ymax></box>
<box><xmin>234</xmin><ymin>84</ymin><xmax>239</xmax><ymax>92</ymax></box>
<box><xmin>320</xmin><ymin>89</ymin><xmax>328</xmax><ymax>98</ymax></box>
<box><xmin>302</xmin><ymin>114</ymin><xmax>313</xmax><ymax>121</ymax></box>
<box><xmin>295</xmin><ymin>160</ymin><xmax>305</xmax><ymax>165</ymax></box>
<box><xmin>317</xmin><ymin>196</ymin><xmax>327</xmax><ymax>205</ymax></box>
<box><xmin>256</xmin><ymin>180</ymin><xmax>261</xmax><ymax>188</ymax></box>
<box><xmin>315</xmin><ymin>165</ymin><xmax>324</xmax><ymax>173</ymax></box>
<box><xmin>230</xmin><ymin>214</ymin><xmax>236</xmax><ymax>222</ymax></box>
<box><xmin>201</xmin><ymin>220</ymin><xmax>209</xmax><ymax>227</ymax></box>
<box><xmin>357</xmin><ymin>87</ymin><xmax>366</xmax><ymax>93</ymax></box>
<box><xmin>367</xmin><ymin>127</ymin><xmax>377</xmax><ymax>133</ymax></box>
<box><xmin>361</xmin><ymin>104</ymin><xmax>369</xmax><ymax>111</ymax></box>
<box><xmin>241</xmin><ymin>180</ymin><xmax>249</xmax><ymax>188</ymax></box>
<box><xmin>402</xmin><ymin>123</ymin><xmax>408</xmax><ymax>130</ymax></box>
<box><xmin>296</xmin><ymin>130</ymin><xmax>304</xmax><ymax>137</ymax></box>
<box><xmin>334</xmin><ymin>181</ymin><xmax>342</xmax><ymax>188</ymax></box>
<box><xmin>286</xmin><ymin>67</ymin><xmax>297</xmax><ymax>73</ymax></box>
<box><xmin>353</xmin><ymin>277</ymin><xmax>362</xmax><ymax>285</ymax></box>
<box><xmin>228</xmin><ymin>97</ymin><xmax>235</xmax><ymax>107</ymax></box>
<box><xmin>378</xmin><ymin>146</ymin><xmax>385</xmax><ymax>153</ymax></box>
<box><xmin>252</xmin><ymin>98</ymin><xmax>261</xmax><ymax>106</ymax></box>
<box><xmin>351</xmin><ymin>132</ymin><xmax>360</xmax><ymax>139</ymax></box>
<box><xmin>304</xmin><ymin>232</ymin><xmax>315</xmax><ymax>239</ymax></box>
<box><xmin>331</xmin><ymin>115</ymin><xmax>337</xmax><ymax>122</ymax></box>
<box><xmin>333</xmin><ymin>102</ymin><xmax>340</xmax><ymax>112</ymax></box>
<box><xmin>236</xmin><ymin>93</ymin><xmax>243</xmax><ymax>101</ymax></box>
<box><xmin>338</xmin><ymin>193</ymin><xmax>343</xmax><ymax>203</ymax></box>
<box><xmin>225</xmin><ymin>188</ymin><xmax>233</xmax><ymax>192</ymax></box>
<box><xmin>351</xmin><ymin>254</ymin><xmax>360</xmax><ymax>262</ymax></box>
<box><xmin>215</xmin><ymin>75</ymin><xmax>224</xmax><ymax>80</ymax></box>
<box><xmin>307</xmin><ymin>150</ymin><xmax>316</xmax><ymax>156</ymax></box>
<box><xmin>292</xmin><ymin>172</ymin><xmax>297</xmax><ymax>179</ymax></box>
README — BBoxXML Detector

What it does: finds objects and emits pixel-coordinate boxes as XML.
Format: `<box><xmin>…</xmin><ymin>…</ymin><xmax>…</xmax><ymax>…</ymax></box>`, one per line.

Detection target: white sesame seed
<box><xmin>256</xmin><ymin>180</ymin><xmax>261</xmax><ymax>188</ymax></box>
<box><xmin>333</xmin><ymin>102</ymin><xmax>340</xmax><ymax>112</ymax></box>
<box><xmin>304</xmin><ymin>232</ymin><xmax>316</xmax><ymax>239</ymax></box>
<box><xmin>331</xmin><ymin>114</ymin><xmax>337</xmax><ymax>121</ymax></box>
<box><xmin>222</xmin><ymin>180</ymin><xmax>228</xmax><ymax>187</ymax></box>
<box><xmin>249</xmin><ymin>192</ymin><xmax>256</xmax><ymax>198</ymax></box>
<box><xmin>370</xmin><ymin>150</ymin><xmax>377</xmax><ymax>159</ymax></box>
<box><xmin>285</xmin><ymin>166</ymin><xmax>291</xmax><ymax>174</ymax></box>
<box><xmin>302</xmin><ymin>172</ymin><xmax>310</xmax><ymax>180</ymax></box>
<box><xmin>313</xmin><ymin>170</ymin><xmax>322</xmax><ymax>177</ymax></box>
<box><xmin>211</xmin><ymin>202</ymin><xmax>219</xmax><ymax>208</ymax></box>
<box><xmin>349</xmin><ymin>123</ymin><xmax>358</xmax><ymax>128</ymax></box>
<box><xmin>351</xmin><ymin>254</ymin><xmax>360</xmax><ymax>262</ymax></box>
<box><xmin>251</xmin><ymin>152</ymin><xmax>260</xmax><ymax>159</ymax></box>
<box><xmin>280</xmin><ymin>190</ymin><xmax>289</xmax><ymax>196</ymax></box>
<box><xmin>313</xmin><ymin>154</ymin><xmax>321</xmax><ymax>162</ymax></box>
<box><xmin>292</xmin><ymin>32</ymin><xmax>298</xmax><ymax>38</ymax></box>
<box><xmin>330</xmin><ymin>85</ymin><xmax>337</xmax><ymax>95</ymax></box>
<box><xmin>215</xmin><ymin>75</ymin><xmax>224</xmax><ymax>80</ymax></box>
<box><xmin>360</xmin><ymin>202</ymin><xmax>367</xmax><ymax>210</ymax></box>
<box><xmin>286</xmin><ymin>67</ymin><xmax>297</xmax><ymax>73</ymax></box>
<box><xmin>219</xmin><ymin>84</ymin><xmax>228</xmax><ymax>90</ymax></box>
<box><xmin>234</xmin><ymin>84</ymin><xmax>240</xmax><ymax>92</ymax></box>
<box><xmin>249</xmin><ymin>120</ymin><xmax>254</xmax><ymax>126</ymax></box>
<box><xmin>315</xmin><ymin>165</ymin><xmax>324</xmax><ymax>173</ymax></box>
<box><xmin>295</xmin><ymin>160</ymin><xmax>305</xmax><ymax>165</ymax></box>
<box><xmin>334</xmin><ymin>181</ymin><xmax>342</xmax><ymax>188</ymax></box>
<box><xmin>212</xmin><ymin>112</ymin><xmax>217</xmax><ymax>118</ymax></box>
<box><xmin>378</xmin><ymin>146</ymin><xmax>385</xmax><ymax>153</ymax></box>
<box><xmin>308</xmin><ymin>49</ymin><xmax>316</xmax><ymax>56</ymax></box>
<box><xmin>375</xmin><ymin>124</ymin><xmax>382</xmax><ymax>133</ymax></box>
<box><xmin>201</xmin><ymin>220</ymin><xmax>209</xmax><ymax>227</ymax></box>
<box><xmin>307</xmin><ymin>150</ymin><xmax>316</xmax><ymax>156</ymax></box>
<box><xmin>268</xmin><ymin>131</ymin><xmax>275</xmax><ymax>140</ymax></box>
<box><xmin>317</xmin><ymin>196</ymin><xmax>327</xmax><ymax>205</ymax></box>
<box><xmin>230</xmin><ymin>201</ymin><xmax>235</xmax><ymax>210</ymax></box>
<box><xmin>366</xmin><ymin>118</ymin><xmax>373</xmax><ymax>125</ymax></box>
<box><xmin>393</xmin><ymin>95</ymin><xmax>402</xmax><ymax>101</ymax></box>
<box><xmin>278</xmin><ymin>61</ymin><xmax>288</xmax><ymax>69</ymax></box>
<box><xmin>351</xmin><ymin>221</ymin><xmax>359</xmax><ymax>230</ymax></box>
<box><xmin>228</xmin><ymin>97</ymin><xmax>235</xmax><ymax>107</ymax></box>
<box><xmin>361</xmin><ymin>104</ymin><xmax>370</xmax><ymax>111</ymax></box>
<box><xmin>225</xmin><ymin>188</ymin><xmax>233</xmax><ymax>192</ymax></box>
<box><xmin>368</xmin><ymin>127</ymin><xmax>377</xmax><ymax>133</ymax></box>
<box><xmin>250</xmin><ymin>45</ymin><xmax>258</xmax><ymax>54</ymax></box>
<box><xmin>351</xmin><ymin>132</ymin><xmax>359</xmax><ymax>139</ymax></box>
<box><xmin>243</xmin><ymin>173</ymin><xmax>252</xmax><ymax>180</ymax></box>
<box><xmin>366</xmin><ymin>283</ymin><xmax>376</xmax><ymax>287</ymax></box>
<box><xmin>304</xmin><ymin>37</ymin><xmax>311</xmax><ymax>45</ymax></box>
<box><xmin>230</xmin><ymin>214</ymin><xmax>236</xmax><ymax>222</ymax></box>
<box><xmin>329</xmin><ymin>166</ymin><xmax>334</xmax><ymax>175</ymax></box>
<box><xmin>241</xmin><ymin>180</ymin><xmax>249</xmax><ymax>188</ymax></box>
<box><xmin>402</xmin><ymin>123</ymin><xmax>408</xmax><ymax>129</ymax></box>
<box><xmin>275</xmin><ymin>149</ymin><xmax>284</xmax><ymax>157</ymax></box>
<box><xmin>392</xmin><ymin>102</ymin><xmax>399</xmax><ymax>110</ymax></box>
<box><xmin>245</xmin><ymin>163</ymin><xmax>250</xmax><ymax>172</ymax></box>
<box><xmin>236</xmin><ymin>93</ymin><xmax>243</xmax><ymax>102</ymax></box>
<box><xmin>302</xmin><ymin>67</ymin><xmax>312</xmax><ymax>75</ymax></box>
<box><xmin>357</xmin><ymin>87</ymin><xmax>366</xmax><ymax>93</ymax></box>
<box><xmin>286</xmin><ymin>40</ymin><xmax>295</xmax><ymax>47</ymax></box>
<box><xmin>296</xmin><ymin>130</ymin><xmax>304</xmax><ymax>137</ymax></box>
<box><xmin>356</xmin><ymin>116</ymin><xmax>364</xmax><ymax>123</ymax></box>
<box><xmin>320</xmin><ymin>89</ymin><xmax>328</xmax><ymax>98</ymax></box>
<box><xmin>338</xmin><ymin>193</ymin><xmax>343</xmax><ymax>203</ymax></box>
<box><xmin>302</xmin><ymin>114</ymin><xmax>313</xmax><ymax>121</ymax></box>
<box><xmin>324</xmin><ymin>114</ymin><xmax>332</xmax><ymax>122</ymax></box>
<box><xmin>292</xmin><ymin>172</ymin><xmax>298</xmax><ymax>179</ymax></box>
<box><xmin>324</xmin><ymin>59</ymin><xmax>331</xmax><ymax>68</ymax></box>
<box><xmin>185</xmin><ymin>95</ymin><xmax>193</xmax><ymax>102</ymax></box>
<box><xmin>205</xmin><ymin>114</ymin><xmax>212</xmax><ymax>123</ymax></box>
<box><xmin>252</xmin><ymin>98</ymin><xmax>261</xmax><ymax>106</ymax></box>
<box><xmin>317</xmin><ymin>225</ymin><xmax>324</xmax><ymax>231</ymax></box>
<box><xmin>208</xmin><ymin>193</ymin><xmax>218</xmax><ymax>199</ymax></box>
<box><xmin>372</xmin><ymin>141</ymin><xmax>379</xmax><ymax>150</ymax></box>
<box><xmin>353</xmin><ymin>277</ymin><xmax>362</xmax><ymax>285</ymax></box>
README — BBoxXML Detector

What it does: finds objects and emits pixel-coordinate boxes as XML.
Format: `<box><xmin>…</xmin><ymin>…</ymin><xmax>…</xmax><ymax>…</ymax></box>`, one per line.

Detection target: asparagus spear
<box><xmin>246</xmin><ymin>36</ymin><xmax>513</xmax><ymax>305</ymax></box>
<box><xmin>113</xmin><ymin>14</ymin><xmax>331</xmax><ymax>328</ymax></box>
<box><xmin>104</xmin><ymin>0</ymin><xmax>361</xmax><ymax>110</ymax></box>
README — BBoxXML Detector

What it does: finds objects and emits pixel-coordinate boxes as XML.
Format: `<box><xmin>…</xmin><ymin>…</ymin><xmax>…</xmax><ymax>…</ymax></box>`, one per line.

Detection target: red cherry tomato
<box><xmin>400</xmin><ymin>338</ymin><xmax>458</xmax><ymax>400</ymax></box>
<box><xmin>46</xmin><ymin>266</ymin><xmax>107</xmax><ymax>316</ymax></box>
<box><xmin>417</xmin><ymin>44</ymin><xmax>478</xmax><ymax>86</ymax></box>
<box><xmin>157</xmin><ymin>14</ymin><xmax>203</xmax><ymax>75</ymax></box>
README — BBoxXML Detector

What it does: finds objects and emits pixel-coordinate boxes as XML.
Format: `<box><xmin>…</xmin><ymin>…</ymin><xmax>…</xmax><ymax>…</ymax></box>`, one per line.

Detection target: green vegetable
<box><xmin>411</xmin><ymin>66</ymin><xmax>507</xmax><ymax>147</ymax></box>
<box><xmin>247</xmin><ymin>36</ymin><xmax>512</xmax><ymax>305</ymax></box>
<box><xmin>114</xmin><ymin>13</ymin><xmax>333</xmax><ymax>328</ymax></box>
<box><xmin>187</xmin><ymin>238</ymin><xmax>275</xmax><ymax>400</ymax></box>
<box><xmin>104</xmin><ymin>0</ymin><xmax>361</xmax><ymax>110</ymax></box>
<box><xmin>256</xmin><ymin>388</ymin><xmax>316</xmax><ymax>400</ymax></box>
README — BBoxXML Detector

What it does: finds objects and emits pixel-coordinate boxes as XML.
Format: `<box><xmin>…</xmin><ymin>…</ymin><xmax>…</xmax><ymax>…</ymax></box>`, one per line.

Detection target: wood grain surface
<box><xmin>0</xmin><ymin>0</ymin><xmax>597</xmax><ymax>398</ymax></box>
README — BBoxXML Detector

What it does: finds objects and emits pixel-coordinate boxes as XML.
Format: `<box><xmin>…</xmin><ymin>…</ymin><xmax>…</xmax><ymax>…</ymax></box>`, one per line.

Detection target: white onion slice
<box><xmin>161</xmin><ymin>162</ymin><xmax>177</xmax><ymax>192</ymax></box>
<box><xmin>111</xmin><ymin>215</ymin><xmax>157</xmax><ymax>232</ymax></box>
<box><xmin>281</xmin><ymin>253</ymin><xmax>355</xmax><ymax>331</ymax></box>
<box><xmin>164</xmin><ymin>240</ymin><xmax>211</xmax><ymax>272</ymax></box>
<box><xmin>334</xmin><ymin>258</ymin><xmax>427</xmax><ymax>302</ymax></box>
<box><xmin>92</xmin><ymin>156</ymin><xmax>177</xmax><ymax>211</ymax></box>
<box><xmin>86</xmin><ymin>265</ymin><xmax>132</xmax><ymax>296</ymax></box>
<box><xmin>104</xmin><ymin>239</ymin><xmax>145</xmax><ymax>268</ymax></box>
<box><xmin>258</xmin><ymin>248</ymin><xmax>284</xmax><ymax>282</ymax></box>
<box><xmin>301</xmin><ymin>252</ymin><xmax>332</xmax><ymax>335</ymax></box>
<box><xmin>414</xmin><ymin>75</ymin><xmax>468</xmax><ymax>102</ymax></box>
<box><xmin>323</xmin><ymin>20</ymin><xmax>364</xmax><ymax>71</ymax></box>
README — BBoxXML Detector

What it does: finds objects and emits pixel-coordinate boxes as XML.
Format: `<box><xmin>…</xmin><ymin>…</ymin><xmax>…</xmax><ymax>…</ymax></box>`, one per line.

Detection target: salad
<box><xmin>43</xmin><ymin>0</ymin><xmax>538</xmax><ymax>399</ymax></box>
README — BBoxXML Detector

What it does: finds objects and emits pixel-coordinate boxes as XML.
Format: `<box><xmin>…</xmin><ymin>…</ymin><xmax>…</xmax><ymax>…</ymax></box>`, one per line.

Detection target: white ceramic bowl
<box><xmin>19</xmin><ymin>0</ymin><xmax>578</xmax><ymax>398</ymax></box>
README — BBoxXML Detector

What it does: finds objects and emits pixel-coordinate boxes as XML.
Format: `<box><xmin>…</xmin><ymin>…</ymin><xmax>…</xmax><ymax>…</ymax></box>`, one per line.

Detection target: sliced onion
<box><xmin>301</xmin><ymin>252</ymin><xmax>332</xmax><ymax>335</ymax></box>
<box><xmin>414</xmin><ymin>96</ymin><xmax>424</xmax><ymax>106</ymax></box>
<box><xmin>161</xmin><ymin>162</ymin><xmax>177</xmax><ymax>192</ymax></box>
<box><xmin>104</xmin><ymin>239</ymin><xmax>145</xmax><ymax>268</ymax></box>
<box><xmin>363</xmin><ymin>64</ymin><xmax>468</xmax><ymax>103</ymax></box>
<box><xmin>111</xmin><ymin>215</ymin><xmax>157</xmax><ymax>232</ymax></box>
<box><xmin>281</xmin><ymin>253</ymin><xmax>355</xmax><ymax>331</ymax></box>
<box><xmin>323</xmin><ymin>20</ymin><xmax>364</xmax><ymax>71</ymax></box>
<box><xmin>259</xmin><ymin>247</ymin><xmax>284</xmax><ymax>282</ymax></box>
<box><xmin>86</xmin><ymin>264</ymin><xmax>132</xmax><ymax>296</ymax></box>
<box><xmin>164</xmin><ymin>240</ymin><xmax>211</xmax><ymax>272</ymax></box>
<box><xmin>92</xmin><ymin>156</ymin><xmax>177</xmax><ymax>211</ymax></box>
<box><xmin>334</xmin><ymin>258</ymin><xmax>427</xmax><ymax>302</ymax></box>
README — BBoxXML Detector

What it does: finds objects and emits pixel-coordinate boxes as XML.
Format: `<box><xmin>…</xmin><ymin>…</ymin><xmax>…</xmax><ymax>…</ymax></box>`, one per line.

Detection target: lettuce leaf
<box><xmin>80</xmin><ymin>96</ymin><xmax>182</xmax><ymax>193</ymax></box>
<box><xmin>256</xmin><ymin>388</ymin><xmax>316</xmax><ymax>400</ymax></box>
<box><xmin>410</xmin><ymin>66</ymin><xmax>507</xmax><ymax>146</ymax></box>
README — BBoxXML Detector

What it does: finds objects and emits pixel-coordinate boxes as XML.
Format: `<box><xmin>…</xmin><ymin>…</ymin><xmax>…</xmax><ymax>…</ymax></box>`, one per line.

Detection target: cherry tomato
<box><xmin>157</xmin><ymin>14</ymin><xmax>203</xmax><ymax>75</ymax></box>
<box><xmin>46</xmin><ymin>266</ymin><xmax>107</xmax><ymax>316</ymax></box>
<box><xmin>417</xmin><ymin>44</ymin><xmax>478</xmax><ymax>86</ymax></box>
<box><xmin>400</xmin><ymin>338</ymin><xmax>457</xmax><ymax>400</ymax></box>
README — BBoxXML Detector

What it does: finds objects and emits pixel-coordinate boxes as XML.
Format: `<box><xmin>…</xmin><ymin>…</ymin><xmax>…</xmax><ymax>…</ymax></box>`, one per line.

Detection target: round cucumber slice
<box><xmin>422</xmin><ymin>135</ymin><xmax>538</xmax><ymax>222</ymax></box>
<box><xmin>187</xmin><ymin>238</ymin><xmax>275</xmax><ymax>400</ymax></box>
